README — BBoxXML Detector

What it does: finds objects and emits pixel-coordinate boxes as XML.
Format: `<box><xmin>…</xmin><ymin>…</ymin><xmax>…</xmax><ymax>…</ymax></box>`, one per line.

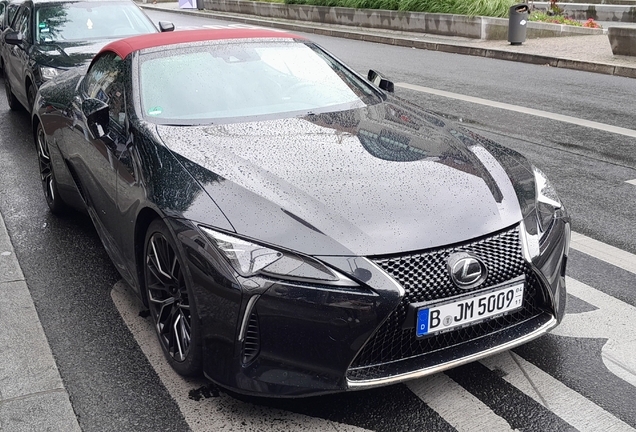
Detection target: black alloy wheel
<box><xmin>144</xmin><ymin>219</ymin><xmax>201</xmax><ymax>376</ymax></box>
<box><xmin>5</xmin><ymin>74</ymin><xmax>21</xmax><ymax>111</ymax></box>
<box><xmin>36</xmin><ymin>122</ymin><xmax>66</xmax><ymax>214</ymax></box>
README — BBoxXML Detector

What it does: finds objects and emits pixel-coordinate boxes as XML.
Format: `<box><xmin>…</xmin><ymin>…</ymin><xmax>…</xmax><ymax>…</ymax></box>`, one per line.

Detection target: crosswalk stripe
<box><xmin>480</xmin><ymin>351</ymin><xmax>634</xmax><ymax>432</ymax></box>
<box><xmin>406</xmin><ymin>373</ymin><xmax>515</xmax><ymax>432</ymax></box>
<box><xmin>570</xmin><ymin>232</ymin><xmax>636</xmax><ymax>275</ymax></box>
<box><xmin>553</xmin><ymin>277</ymin><xmax>636</xmax><ymax>388</ymax></box>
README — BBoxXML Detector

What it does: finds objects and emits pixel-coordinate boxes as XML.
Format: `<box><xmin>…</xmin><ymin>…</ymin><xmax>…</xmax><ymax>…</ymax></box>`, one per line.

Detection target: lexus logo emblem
<box><xmin>447</xmin><ymin>252</ymin><xmax>488</xmax><ymax>289</ymax></box>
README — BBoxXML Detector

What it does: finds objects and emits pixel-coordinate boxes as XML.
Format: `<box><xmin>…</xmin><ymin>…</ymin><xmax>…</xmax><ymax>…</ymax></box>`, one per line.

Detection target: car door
<box><xmin>4</xmin><ymin>3</ymin><xmax>31</xmax><ymax>106</ymax></box>
<box><xmin>63</xmin><ymin>53</ymin><xmax>131</xmax><ymax>267</ymax></box>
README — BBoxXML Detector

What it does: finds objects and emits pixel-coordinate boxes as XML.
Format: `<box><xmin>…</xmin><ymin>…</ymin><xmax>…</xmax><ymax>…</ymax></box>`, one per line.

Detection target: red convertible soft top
<box><xmin>97</xmin><ymin>28</ymin><xmax>304</xmax><ymax>61</ymax></box>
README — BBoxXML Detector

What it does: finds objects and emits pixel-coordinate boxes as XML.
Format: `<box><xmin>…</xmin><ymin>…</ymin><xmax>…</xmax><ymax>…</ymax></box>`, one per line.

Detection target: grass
<box><xmin>282</xmin><ymin>0</ymin><xmax>516</xmax><ymax>17</ymax></box>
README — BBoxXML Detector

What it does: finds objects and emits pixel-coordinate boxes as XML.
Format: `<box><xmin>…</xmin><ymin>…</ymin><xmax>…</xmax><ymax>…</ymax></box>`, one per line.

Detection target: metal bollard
<box><xmin>508</xmin><ymin>4</ymin><xmax>529</xmax><ymax>45</ymax></box>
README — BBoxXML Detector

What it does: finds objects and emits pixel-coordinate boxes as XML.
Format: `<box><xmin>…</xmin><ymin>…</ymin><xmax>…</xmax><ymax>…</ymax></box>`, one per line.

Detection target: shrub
<box><xmin>283</xmin><ymin>0</ymin><xmax>515</xmax><ymax>17</ymax></box>
<box><xmin>528</xmin><ymin>11</ymin><xmax>601</xmax><ymax>28</ymax></box>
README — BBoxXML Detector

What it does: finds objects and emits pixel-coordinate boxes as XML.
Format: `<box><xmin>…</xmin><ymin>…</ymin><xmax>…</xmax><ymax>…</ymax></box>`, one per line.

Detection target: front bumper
<box><xmin>175</xmin><ymin>217</ymin><xmax>569</xmax><ymax>397</ymax></box>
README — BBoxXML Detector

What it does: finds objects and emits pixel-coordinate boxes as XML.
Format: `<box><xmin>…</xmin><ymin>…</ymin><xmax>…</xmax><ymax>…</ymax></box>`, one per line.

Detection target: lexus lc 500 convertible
<box><xmin>32</xmin><ymin>29</ymin><xmax>570</xmax><ymax>397</ymax></box>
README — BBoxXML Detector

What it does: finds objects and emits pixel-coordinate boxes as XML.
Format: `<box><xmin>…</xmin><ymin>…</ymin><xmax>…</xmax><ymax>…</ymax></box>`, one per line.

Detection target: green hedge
<box><xmin>283</xmin><ymin>0</ymin><xmax>516</xmax><ymax>17</ymax></box>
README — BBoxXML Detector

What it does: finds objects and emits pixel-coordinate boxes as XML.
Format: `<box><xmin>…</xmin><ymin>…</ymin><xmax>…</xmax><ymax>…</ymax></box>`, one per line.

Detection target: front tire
<box><xmin>144</xmin><ymin>219</ymin><xmax>202</xmax><ymax>376</ymax></box>
<box><xmin>36</xmin><ymin>122</ymin><xmax>67</xmax><ymax>214</ymax></box>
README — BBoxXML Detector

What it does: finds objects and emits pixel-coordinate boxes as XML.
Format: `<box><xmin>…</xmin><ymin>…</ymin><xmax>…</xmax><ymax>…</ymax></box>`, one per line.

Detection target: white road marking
<box><xmin>626</xmin><ymin>179</ymin><xmax>636</xmax><ymax>186</ymax></box>
<box><xmin>481</xmin><ymin>351</ymin><xmax>634</xmax><ymax>432</ymax></box>
<box><xmin>407</xmin><ymin>374</ymin><xmax>517</xmax><ymax>432</ymax></box>
<box><xmin>570</xmin><ymin>231</ymin><xmax>636</xmax><ymax>275</ymax></box>
<box><xmin>110</xmin><ymin>282</ymin><xmax>369</xmax><ymax>432</ymax></box>
<box><xmin>396</xmin><ymin>83</ymin><xmax>636</xmax><ymax>139</ymax></box>
<box><xmin>552</xmin><ymin>277</ymin><xmax>636</xmax><ymax>388</ymax></box>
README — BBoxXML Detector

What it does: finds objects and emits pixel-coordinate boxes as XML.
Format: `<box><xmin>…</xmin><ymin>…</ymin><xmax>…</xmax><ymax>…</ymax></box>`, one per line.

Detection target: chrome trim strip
<box><xmin>346</xmin><ymin>316</ymin><xmax>557</xmax><ymax>390</ymax></box>
<box><xmin>519</xmin><ymin>220</ymin><xmax>539</xmax><ymax>264</ymax></box>
<box><xmin>238</xmin><ymin>294</ymin><xmax>260</xmax><ymax>342</ymax></box>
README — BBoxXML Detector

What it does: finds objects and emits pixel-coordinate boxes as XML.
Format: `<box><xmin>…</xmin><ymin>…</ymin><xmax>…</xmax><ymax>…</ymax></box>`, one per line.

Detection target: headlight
<box><xmin>40</xmin><ymin>66</ymin><xmax>60</xmax><ymax>81</ymax></box>
<box><xmin>199</xmin><ymin>226</ymin><xmax>357</xmax><ymax>287</ymax></box>
<box><xmin>533</xmin><ymin>166</ymin><xmax>562</xmax><ymax>233</ymax></box>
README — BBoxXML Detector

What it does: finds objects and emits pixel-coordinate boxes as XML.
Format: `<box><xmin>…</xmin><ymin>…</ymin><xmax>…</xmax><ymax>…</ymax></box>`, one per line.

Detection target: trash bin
<box><xmin>178</xmin><ymin>0</ymin><xmax>196</xmax><ymax>9</ymax></box>
<box><xmin>508</xmin><ymin>4</ymin><xmax>529</xmax><ymax>45</ymax></box>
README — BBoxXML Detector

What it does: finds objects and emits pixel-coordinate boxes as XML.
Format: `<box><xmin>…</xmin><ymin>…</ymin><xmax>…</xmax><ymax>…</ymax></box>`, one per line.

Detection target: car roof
<box><xmin>97</xmin><ymin>28</ymin><xmax>304</xmax><ymax>61</ymax></box>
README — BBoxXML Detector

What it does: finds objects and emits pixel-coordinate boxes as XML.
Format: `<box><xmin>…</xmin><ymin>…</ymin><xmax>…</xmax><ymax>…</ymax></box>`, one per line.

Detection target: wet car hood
<box><xmin>34</xmin><ymin>39</ymin><xmax>113</xmax><ymax>69</ymax></box>
<box><xmin>157</xmin><ymin>102</ymin><xmax>526</xmax><ymax>257</ymax></box>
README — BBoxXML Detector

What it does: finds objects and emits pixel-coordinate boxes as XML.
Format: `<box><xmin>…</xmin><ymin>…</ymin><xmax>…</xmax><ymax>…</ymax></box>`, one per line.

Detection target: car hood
<box><xmin>157</xmin><ymin>102</ymin><xmax>528</xmax><ymax>257</ymax></box>
<box><xmin>34</xmin><ymin>40</ymin><xmax>113</xmax><ymax>69</ymax></box>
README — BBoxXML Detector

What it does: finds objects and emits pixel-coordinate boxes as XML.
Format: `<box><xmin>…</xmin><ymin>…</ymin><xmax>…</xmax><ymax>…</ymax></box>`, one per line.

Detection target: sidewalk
<box><xmin>0</xmin><ymin>211</ymin><xmax>80</xmax><ymax>431</ymax></box>
<box><xmin>140</xmin><ymin>1</ymin><xmax>636</xmax><ymax>79</ymax></box>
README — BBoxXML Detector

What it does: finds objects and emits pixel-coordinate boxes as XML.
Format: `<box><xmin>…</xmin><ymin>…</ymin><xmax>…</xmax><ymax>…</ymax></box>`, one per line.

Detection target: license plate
<box><xmin>416</xmin><ymin>282</ymin><xmax>524</xmax><ymax>337</ymax></box>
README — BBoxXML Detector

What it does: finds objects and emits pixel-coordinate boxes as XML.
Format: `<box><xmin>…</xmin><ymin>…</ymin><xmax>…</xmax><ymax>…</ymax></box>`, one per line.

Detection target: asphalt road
<box><xmin>0</xmin><ymin>10</ymin><xmax>634</xmax><ymax>432</ymax></box>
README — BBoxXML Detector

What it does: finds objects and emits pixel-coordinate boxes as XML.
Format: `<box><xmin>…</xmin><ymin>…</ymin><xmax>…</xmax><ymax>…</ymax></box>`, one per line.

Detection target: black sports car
<box><xmin>33</xmin><ymin>29</ymin><xmax>570</xmax><ymax>397</ymax></box>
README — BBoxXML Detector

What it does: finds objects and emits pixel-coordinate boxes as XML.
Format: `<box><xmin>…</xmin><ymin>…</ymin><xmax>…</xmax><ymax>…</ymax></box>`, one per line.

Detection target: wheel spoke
<box><xmin>48</xmin><ymin>177</ymin><xmax>55</xmax><ymax>201</ymax></box>
<box><xmin>38</xmin><ymin>135</ymin><xmax>50</xmax><ymax>161</ymax></box>
<box><xmin>146</xmin><ymin>263</ymin><xmax>171</xmax><ymax>290</ymax></box>
<box><xmin>150</xmin><ymin>236</ymin><xmax>172</xmax><ymax>279</ymax></box>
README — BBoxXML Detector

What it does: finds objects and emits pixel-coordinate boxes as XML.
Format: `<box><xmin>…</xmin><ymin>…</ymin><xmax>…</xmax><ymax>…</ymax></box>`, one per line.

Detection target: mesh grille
<box><xmin>348</xmin><ymin>225</ymin><xmax>546</xmax><ymax>380</ymax></box>
<box><xmin>242</xmin><ymin>311</ymin><xmax>260</xmax><ymax>364</ymax></box>
<box><xmin>374</xmin><ymin>225</ymin><xmax>525</xmax><ymax>303</ymax></box>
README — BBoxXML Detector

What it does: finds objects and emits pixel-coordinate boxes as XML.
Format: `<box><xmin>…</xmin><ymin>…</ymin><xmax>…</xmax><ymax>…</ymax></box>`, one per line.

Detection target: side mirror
<box><xmin>4</xmin><ymin>31</ymin><xmax>23</xmax><ymax>46</ymax></box>
<box><xmin>367</xmin><ymin>70</ymin><xmax>394</xmax><ymax>93</ymax></box>
<box><xmin>82</xmin><ymin>98</ymin><xmax>110</xmax><ymax>139</ymax></box>
<box><xmin>158</xmin><ymin>21</ymin><xmax>175</xmax><ymax>32</ymax></box>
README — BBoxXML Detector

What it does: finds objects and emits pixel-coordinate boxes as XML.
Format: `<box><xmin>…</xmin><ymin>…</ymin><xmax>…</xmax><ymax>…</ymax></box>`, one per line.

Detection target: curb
<box><xmin>140</xmin><ymin>4</ymin><xmax>636</xmax><ymax>79</ymax></box>
<box><xmin>0</xmin><ymin>211</ymin><xmax>81</xmax><ymax>431</ymax></box>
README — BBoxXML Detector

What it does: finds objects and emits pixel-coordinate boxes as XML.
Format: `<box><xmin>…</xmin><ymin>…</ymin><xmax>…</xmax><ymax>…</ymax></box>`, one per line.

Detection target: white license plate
<box><xmin>416</xmin><ymin>282</ymin><xmax>524</xmax><ymax>337</ymax></box>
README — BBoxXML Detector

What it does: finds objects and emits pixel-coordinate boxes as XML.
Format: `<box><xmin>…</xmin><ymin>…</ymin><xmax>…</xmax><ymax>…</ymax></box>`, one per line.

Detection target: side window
<box><xmin>7</xmin><ymin>4</ymin><xmax>20</xmax><ymax>28</ymax></box>
<box><xmin>13</xmin><ymin>7</ymin><xmax>30</xmax><ymax>42</ymax></box>
<box><xmin>85</xmin><ymin>53</ymin><xmax>127</xmax><ymax>129</ymax></box>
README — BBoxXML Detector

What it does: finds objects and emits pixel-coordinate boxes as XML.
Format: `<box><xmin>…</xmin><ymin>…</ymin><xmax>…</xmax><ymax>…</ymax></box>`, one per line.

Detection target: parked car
<box><xmin>2</xmin><ymin>0</ymin><xmax>173</xmax><ymax>113</ymax></box>
<box><xmin>0</xmin><ymin>0</ymin><xmax>23</xmax><ymax>73</ymax></box>
<box><xmin>32</xmin><ymin>29</ymin><xmax>570</xmax><ymax>397</ymax></box>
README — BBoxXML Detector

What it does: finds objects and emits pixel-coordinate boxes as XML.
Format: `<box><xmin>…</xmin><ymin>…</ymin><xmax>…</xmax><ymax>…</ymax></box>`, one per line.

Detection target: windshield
<box><xmin>35</xmin><ymin>1</ymin><xmax>156</xmax><ymax>43</ymax></box>
<box><xmin>139</xmin><ymin>40</ymin><xmax>382</xmax><ymax>124</ymax></box>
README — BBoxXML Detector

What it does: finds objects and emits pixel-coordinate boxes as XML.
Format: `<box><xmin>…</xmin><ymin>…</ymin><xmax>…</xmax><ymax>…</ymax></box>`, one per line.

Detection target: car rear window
<box><xmin>35</xmin><ymin>1</ymin><xmax>156</xmax><ymax>43</ymax></box>
<box><xmin>138</xmin><ymin>40</ymin><xmax>382</xmax><ymax>125</ymax></box>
